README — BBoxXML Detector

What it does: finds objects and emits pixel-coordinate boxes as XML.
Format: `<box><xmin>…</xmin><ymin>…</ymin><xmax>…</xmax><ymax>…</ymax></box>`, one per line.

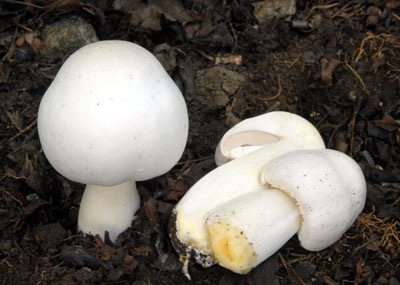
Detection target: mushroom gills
<box><xmin>214</xmin><ymin>112</ymin><xmax>325</xmax><ymax>167</ymax></box>
<box><xmin>223</xmin><ymin>130</ymin><xmax>280</xmax><ymax>160</ymax></box>
<box><xmin>206</xmin><ymin>188</ymin><xmax>300</xmax><ymax>274</ymax></box>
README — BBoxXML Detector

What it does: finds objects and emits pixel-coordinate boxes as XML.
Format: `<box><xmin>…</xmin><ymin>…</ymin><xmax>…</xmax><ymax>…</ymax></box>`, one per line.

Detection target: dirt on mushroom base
<box><xmin>0</xmin><ymin>1</ymin><xmax>399</xmax><ymax>284</ymax></box>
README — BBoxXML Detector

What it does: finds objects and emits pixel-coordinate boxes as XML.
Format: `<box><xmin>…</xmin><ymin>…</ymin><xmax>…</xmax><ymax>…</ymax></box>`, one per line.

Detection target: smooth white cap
<box><xmin>261</xmin><ymin>149</ymin><xmax>367</xmax><ymax>251</ymax></box>
<box><xmin>215</xmin><ymin>111</ymin><xmax>325</xmax><ymax>166</ymax></box>
<box><xmin>38</xmin><ymin>40</ymin><xmax>188</xmax><ymax>186</ymax></box>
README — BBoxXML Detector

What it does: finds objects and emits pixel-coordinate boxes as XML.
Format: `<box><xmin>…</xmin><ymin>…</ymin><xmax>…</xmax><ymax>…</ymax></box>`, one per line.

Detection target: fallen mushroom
<box><xmin>206</xmin><ymin>149</ymin><xmax>366</xmax><ymax>274</ymax></box>
<box><xmin>169</xmin><ymin>112</ymin><xmax>325</xmax><ymax>269</ymax></box>
<box><xmin>38</xmin><ymin>40</ymin><xmax>188</xmax><ymax>242</ymax></box>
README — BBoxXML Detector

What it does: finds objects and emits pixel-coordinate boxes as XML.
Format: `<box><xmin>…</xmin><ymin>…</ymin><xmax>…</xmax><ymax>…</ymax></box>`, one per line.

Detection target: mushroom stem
<box><xmin>78</xmin><ymin>180</ymin><xmax>140</xmax><ymax>242</ymax></box>
<box><xmin>206</xmin><ymin>188</ymin><xmax>300</xmax><ymax>274</ymax></box>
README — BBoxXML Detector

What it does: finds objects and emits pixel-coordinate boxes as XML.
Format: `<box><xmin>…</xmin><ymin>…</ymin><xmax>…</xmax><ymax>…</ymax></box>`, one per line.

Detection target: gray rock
<box><xmin>35</xmin><ymin>222</ymin><xmax>67</xmax><ymax>253</ymax></box>
<box><xmin>196</xmin><ymin>66</ymin><xmax>245</xmax><ymax>109</ymax></box>
<box><xmin>41</xmin><ymin>15</ymin><xmax>98</xmax><ymax>56</ymax></box>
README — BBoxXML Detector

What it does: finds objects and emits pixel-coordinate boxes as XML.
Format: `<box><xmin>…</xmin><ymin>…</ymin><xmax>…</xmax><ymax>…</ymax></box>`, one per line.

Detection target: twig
<box><xmin>176</xmin><ymin>155</ymin><xmax>214</xmax><ymax>165</ymax></box>
<box><xmin>304</xmin><ymin>3</ymin><xmax>340</xmax><ymax>21</ymax></box>
<box><xmin>133</xmin><ymin>231</ymin><xmax>152</xmax><ymax>238</ymax></box>
<box><xmin>1</xmin><ymin>0</ymin><xmax>43</xmax><ymax>8</ymax></box>
<box><xmin>354</xmin><ymin>33</ymin><xmax>375</xmax><ymax>63</ymax></box>
<box><xmin>350</xmin><ymin>95</ymin><xmax>363</xmax><ymax>156</ymax></box>
<box><xmin>10</xmin><ymin>127</ymin><xmax>38</xmax><ymax>153</ymax></box>
<box><xmin>279</xmin><ymin>253</ymin><xmax>306</xmax><ymax>285</ymax></box>
<box><xmin>327</xmin><ymin>120</ymin><xmax>348</xmax><ymax>149</ymax></box>
<box><xmin>197</xmin><ymin>49</ymin><xmax>214</xmax><ymax>62</ymax></box>
<box><xmin>0</xmin><ymin>257</ymin><xmax>13</xmax><ymax>268</ymax></box>
<box><xmin>2</xmin><ymin>25</ymin><xmax>18</xmax><ymax>62</ymax></box>
<box><xmin>0</xmin><ymin>188</ymin><xmax>23</xmax><ymax>206</ymax></box>
<box><xmin>63</xmin><ymin>234</ymin><xmax>85</xmax><ymax>242</ymax></box>
<box><xmin>331</xmin><ymin>2</ymin><xmax>351</xmax><ymax>18</ymax></box>
<box><xmin>361</xmin><ymin>150</ymin><xmax>375</xmax><ymax>167</ymax></box>
<box><xmin>0</xmin><ymin>173</ymin><xmax>25</xmax><ymax>182</ymax></box>
<box><xmin>9</xmin><ymin>117</ymin><xmax>37</xmax><ymax>141</ymax></box>
<box><xmin>345</xmin><ymin>58</ymin><xmax>369</xmax><ymax>95</ymax></box>
<box><xmin>249</xmin><ymin>75</ymin><xmax>282</xmax><ymax>101</ymax></box>
<box><xmin>351</xmin><ymin>236</ymin><xmax>380</xmax><ymax>256</ymax></box>
<box><xmin>332</xmin><ymin>3</ymin><xmax>364</xmax><ymax>19</ymax></box>
<box><xmin>315</xmin><ymin>112</ymin><xmax>330</xmax><ymax>128</ymax></box>
<box><xmin>266</xmin><ymin>101</ymin><xmax>280</xmax><ymax>113</ymax></box>
<box><xmin>50</xmin><ymin>253</ymin><xmax>62</xmax><ymax>260</ymax></box>
<box><xmin>229</xmin><ymin>22</ymin><xmax>238</xmax><ymax>53</ymax></box>
<box><xmin>15</xmin><ymin>15</ymin><xmax>33</xmax><ymax>32</ymax></box>
<box><xmin>392</xmin><ymin>11</ymin><xmax>400</xmax><ymax>22</ymax></box>
<box><xmin>53</xmin><ymin>261</ymin><xmax>64</xmax><ymax>268</ymax></box>
<box><xmin>288</xmin><ymin>54</ymin><xmax>301</xmax><ymax>68</ymax></box>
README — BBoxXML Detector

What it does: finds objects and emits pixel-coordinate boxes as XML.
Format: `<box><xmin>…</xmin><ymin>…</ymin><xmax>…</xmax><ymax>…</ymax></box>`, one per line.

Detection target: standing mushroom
<box><xmin>38</xmin><ymin>40</ymin><xmax>188</xmax><ymax>242</ymax></box>
<box><xmin>206</xmin><ymin>149</ymin><xmax>366</xmax><ymax>274</ymax></box>
<box><xmin>169</xmin><ymin>112</ymin><xmax>325</xmax><ymax>268</ymax></box>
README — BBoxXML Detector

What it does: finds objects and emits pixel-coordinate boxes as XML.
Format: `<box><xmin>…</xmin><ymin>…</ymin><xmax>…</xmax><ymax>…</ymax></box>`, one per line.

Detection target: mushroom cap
<box><xmin>261</xmin><ymin>149</ymin><xmax>367</xmax><ymax>251</ymax></box>
<box><xmin>215</xmin><ymin>111</ymin><xmax>325</xmax><ymax>166</ymax></box>
<box><xmin>38</xmin><ymin>40</ymin><xmax>188</xmax><ymax>186</ymax></box>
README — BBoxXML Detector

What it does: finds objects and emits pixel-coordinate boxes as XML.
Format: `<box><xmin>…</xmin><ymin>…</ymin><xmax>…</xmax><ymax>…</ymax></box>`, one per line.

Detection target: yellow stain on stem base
<box><xmin>207</xmin><ymin>220</ymin><xmax>258</xmax><ymax>274</ymax></box>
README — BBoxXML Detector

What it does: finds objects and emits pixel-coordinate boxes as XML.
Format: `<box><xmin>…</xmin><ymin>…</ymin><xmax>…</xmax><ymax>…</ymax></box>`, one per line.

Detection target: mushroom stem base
<box><xmin>78</xmin><ymin>180</ymin><xmax>140</xmax><ymax>242</ymax></box>
<box><xmin>206</xmin><ymin>189</ymin><xmax>300</xmax><ymax>274</ymax></box>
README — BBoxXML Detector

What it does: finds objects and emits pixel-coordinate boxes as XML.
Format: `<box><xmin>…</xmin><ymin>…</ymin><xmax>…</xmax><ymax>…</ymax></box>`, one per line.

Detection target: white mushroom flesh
<box><xmin>206</xmin><ymin>188</ymin><xmax>300</xmax><ymax>274</ymax></box>
<box><xmin>78</xmin><ymin>181</ymin><xmax>140</xmax><ymax>242</ymax></box>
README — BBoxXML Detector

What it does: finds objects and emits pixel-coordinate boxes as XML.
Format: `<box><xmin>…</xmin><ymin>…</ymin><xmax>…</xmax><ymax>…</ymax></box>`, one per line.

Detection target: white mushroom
<box><xmin>38</xmin><ymin>40</ymin><xmax>188</xmax><ymax>242</ymax></box>
<box><xmin>169</xmin><ymin>111</ymin><xmax>325</xmax><ymax>267</ymax></box>
<box><xmin>206</xmin><ymin>149</ymin><xmax>366</xmax><ymax>274</ymax></box>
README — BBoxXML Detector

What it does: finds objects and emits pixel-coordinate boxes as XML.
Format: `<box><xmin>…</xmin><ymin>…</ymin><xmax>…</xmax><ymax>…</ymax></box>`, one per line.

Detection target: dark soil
<box><xmin>0</xmin><ymin>0</ymin><xmax>399</xmax><ymax>284</ymax></box>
